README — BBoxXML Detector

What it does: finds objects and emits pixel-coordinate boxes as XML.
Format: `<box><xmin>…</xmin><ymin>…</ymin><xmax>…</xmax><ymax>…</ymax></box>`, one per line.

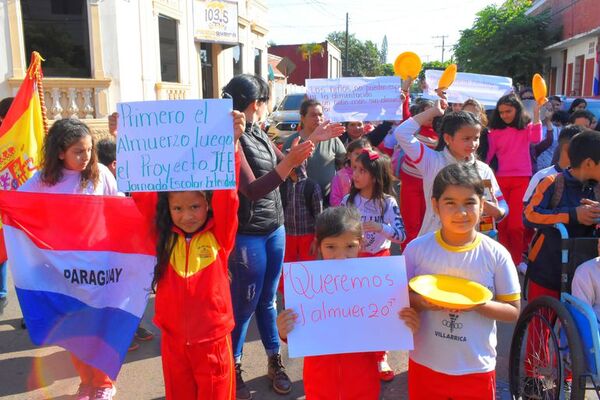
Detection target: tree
<box><xmin>297</xmin><ymin>43</ymin><xmax>324</xmax><ymax>79</ymax></box>
<box><xmin>327</xmin><ymin>31</ymin><xmax>383</xmax><ymax>77</ymax></box>
<box><xmin>381</xmin><ymin>63</ymin><xmax>394</xmax><ymax>76</ymax></box>
<box><xmin>380</xmin><ymin>35</ymin><xmax>388</xmax><ymax>64</ymax></box>
<box><xmin>453</xmin><ymin>0</ymin><xmax>556</xmax><ymax>85</ymax></box>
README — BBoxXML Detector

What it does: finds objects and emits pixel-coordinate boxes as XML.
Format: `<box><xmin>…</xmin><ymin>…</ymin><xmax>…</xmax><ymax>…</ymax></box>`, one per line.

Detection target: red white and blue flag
<box><xmin>0</xmin><ymin>191</ymin><xmax>155</xmax><ymax>379</ymax></box>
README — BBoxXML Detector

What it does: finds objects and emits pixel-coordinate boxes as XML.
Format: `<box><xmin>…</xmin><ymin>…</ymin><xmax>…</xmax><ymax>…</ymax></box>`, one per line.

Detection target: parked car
<box><xmin>266</xmin><ymin>93</ymin><xmax>306</xmax><ymax>144</ymax></box>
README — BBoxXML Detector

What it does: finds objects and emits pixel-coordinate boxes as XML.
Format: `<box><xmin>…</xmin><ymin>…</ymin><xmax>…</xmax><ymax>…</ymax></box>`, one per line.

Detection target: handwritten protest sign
<box><xmin>306</xmin><ymin>76</ymin><xmax>403</xmax><ymax>122</ymax></box>
<box><xmin>283</xmin><ymin>256</ymin><xmax>413</xmax><ymax>358</ymax></box>
<box><xmin>116</xmin><ymin>99</ymin><xmax>235</xmax><ymax>192</ymax></box>
<box><xmin>423</xmin><ymin>70</ymin><xmax>513</xmax><ymax>106</ymax></box>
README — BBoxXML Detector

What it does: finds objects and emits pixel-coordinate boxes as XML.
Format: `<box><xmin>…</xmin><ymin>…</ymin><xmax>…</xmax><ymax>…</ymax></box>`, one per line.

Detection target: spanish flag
<box><xmin>0</xmin><ymin>52</ymin><xmax>46</xmax><ymax>262</ymax></box>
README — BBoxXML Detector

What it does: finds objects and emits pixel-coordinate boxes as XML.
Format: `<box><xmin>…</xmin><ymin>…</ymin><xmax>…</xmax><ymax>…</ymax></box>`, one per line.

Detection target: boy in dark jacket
<box><xmin>524</xmin><ymin>130</ymin><xmax>600</xmax><ymax>300</ymax></box>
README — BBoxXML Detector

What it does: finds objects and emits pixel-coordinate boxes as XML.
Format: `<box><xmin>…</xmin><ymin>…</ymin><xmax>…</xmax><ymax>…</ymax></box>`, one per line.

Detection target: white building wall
<box><xmin>0</xmin><ymin>0</ymin><xmax>268</xmax><ymax>112</ymax></box>
<box><xmin>0</xmin><ymin>1</ymin><xmax>12</xmax><ymax>98</ymax></box>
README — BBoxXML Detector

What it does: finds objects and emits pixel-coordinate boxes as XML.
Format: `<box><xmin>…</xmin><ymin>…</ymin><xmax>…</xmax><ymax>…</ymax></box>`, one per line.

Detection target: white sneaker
<box><xmin>517</xmin><ymin>262</ymin><xmax>528</xmax><ymax>275</ymax></box>
<box><xmin>90</xmin><ymin>386</ymin><xmax>116</xmax><ymax>400</ymax></box>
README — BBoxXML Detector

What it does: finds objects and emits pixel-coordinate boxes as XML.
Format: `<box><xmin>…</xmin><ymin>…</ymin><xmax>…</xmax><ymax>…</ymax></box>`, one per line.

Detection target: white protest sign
<box><xmin>423</xmin><ymin>70</ymin><xmax>513</xmax><ymax>107</ymax></box>
<box><xmin>283</xmin><ymin>256</ymin><xmax>413</xmax><ymax>358</ymax></box>
<box><xmin>116</xmin><ymin>99</ymin><xmax>235</xmax><ymax>192</ymax></box>
<box><xmin>306</xmin><ymin>76</ymin><xmax>403</xmax><ymax>122</ymax></box>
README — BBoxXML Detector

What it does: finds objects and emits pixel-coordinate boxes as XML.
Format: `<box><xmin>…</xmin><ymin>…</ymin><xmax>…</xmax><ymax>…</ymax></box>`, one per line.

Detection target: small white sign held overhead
<box><xmin>423</xmin><ymin>70</ymin><xmax>513</xmax><ymax>107</ymax></box>
<box><xmin>283</xmin><ymin>256</ymin><xmax>413</xmax><ymax>358</ymax></box>
<box><xmin>306</xmin><ymin>76</ymin><xmax>403</xmax><ymax>122</ymax></box>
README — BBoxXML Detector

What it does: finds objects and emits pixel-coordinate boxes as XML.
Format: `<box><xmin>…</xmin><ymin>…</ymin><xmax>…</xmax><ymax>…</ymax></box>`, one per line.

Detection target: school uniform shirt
<box><xmin>404</xmin><ymin>231</ymin><xmax>521</xmax><ymax>375</ymax></box>
<box><xmin>572</xmin><ymin>258</ymin><xmax>600</xmax><ymax>322</ymax></box>
<box><xmin>341</xmin><ymin>193</ymin><xmax>405</xmax><ymax>254</ymax></box>
<box><xmin>394</xmin><ymin>118</ymin><xmax>508</xmax><ymax>236</ymax></box>
<box><xmin>20</xmin><ymin>164</ymin><xmax>120</xmax><ymax>195</ymax></box>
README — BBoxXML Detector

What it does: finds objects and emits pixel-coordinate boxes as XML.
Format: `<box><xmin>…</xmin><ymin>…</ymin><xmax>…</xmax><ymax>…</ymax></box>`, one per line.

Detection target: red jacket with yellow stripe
<box><xmin>135</xmin><ymin>150</ymin><xmax>240</xmax><ymax>344</ymax></box>
<box><xmin>303</xmin><ymin>352</ymin><xmax>380</xmax><ymax>399</ymax></box>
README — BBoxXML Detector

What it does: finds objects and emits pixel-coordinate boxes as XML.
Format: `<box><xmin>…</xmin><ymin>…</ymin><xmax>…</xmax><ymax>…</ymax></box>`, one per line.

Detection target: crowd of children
<box><xmin>3</xmin><ymin>74</ymin><xmax>600</xmax><ymax>400</ymax></box>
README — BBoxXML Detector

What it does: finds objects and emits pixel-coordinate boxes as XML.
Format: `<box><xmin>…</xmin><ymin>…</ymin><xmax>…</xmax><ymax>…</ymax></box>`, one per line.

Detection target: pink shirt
<box><xmin>486</xmin><ymin>123</ymin><xmax>542</xmax><ymax>177</ymax></box>
<box><xmin>329</xmin><ymin>166</ymin><xmax>353</xmax><ymax>206</ymax></box>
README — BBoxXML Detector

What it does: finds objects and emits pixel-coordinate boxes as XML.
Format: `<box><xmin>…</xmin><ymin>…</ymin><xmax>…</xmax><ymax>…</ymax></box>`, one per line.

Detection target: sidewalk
<box><xmin>0</xmin><ymin>271</ymin><xmax>513</xmax><ymax>399</ymax></box>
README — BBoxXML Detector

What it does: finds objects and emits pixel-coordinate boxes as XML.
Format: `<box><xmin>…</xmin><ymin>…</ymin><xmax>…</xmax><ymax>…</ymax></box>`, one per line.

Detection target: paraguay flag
<box><xmin>0</xmin><ymin>191</ymin><xmax>156</xmax><ymax>379</ymax></box>
<box><xmin>0</xmin><ymin>52</ymin><xmax>47</xmax><ymax>263</ymax></box>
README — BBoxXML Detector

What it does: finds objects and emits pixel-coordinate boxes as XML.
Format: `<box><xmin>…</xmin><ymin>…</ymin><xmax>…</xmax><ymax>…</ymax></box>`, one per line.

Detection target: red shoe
<box><xmin>378</xmin><ymin>358</ymin><xmax>395</xmax><ymax>382</ymax></box>
<box><xmin>379</xmin><ymin>369</ymin><xmax>395</xmax><ymax>382</ymax></box>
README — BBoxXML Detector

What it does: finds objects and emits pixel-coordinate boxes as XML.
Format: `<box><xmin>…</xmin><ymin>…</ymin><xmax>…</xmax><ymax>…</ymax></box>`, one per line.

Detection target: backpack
<box><xmin>549</xmin><ymin>173</ymin><xmax>600</xmax><ymax>209</ymax></box>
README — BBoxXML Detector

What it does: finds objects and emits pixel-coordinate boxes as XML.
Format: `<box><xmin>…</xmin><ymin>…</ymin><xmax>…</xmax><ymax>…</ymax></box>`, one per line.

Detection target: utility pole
<box><xmin>344</xmin><ymin>12</ymin><xmax>349</xmax><ymax>76</ymax></box>
<box><xmin>432</xmin><ymin>35</ymin><xmax>450</xmax><ymax>63</ymax></box>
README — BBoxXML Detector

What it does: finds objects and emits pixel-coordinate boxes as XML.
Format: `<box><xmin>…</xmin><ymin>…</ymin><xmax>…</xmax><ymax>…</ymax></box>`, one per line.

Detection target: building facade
<box><xmin>0</xmin><ymin>0</ymin><xmax>269</xmax><ymax>134</ymax></box>
<box><xmin>268</xmin><ymin>41</ymin><xmax>342</xmax><ymax>87</ymax></box>
<box><xmin>528</xmin><ymin>0</ymin><xmax>600</xmax><ymax>97</ymax></box>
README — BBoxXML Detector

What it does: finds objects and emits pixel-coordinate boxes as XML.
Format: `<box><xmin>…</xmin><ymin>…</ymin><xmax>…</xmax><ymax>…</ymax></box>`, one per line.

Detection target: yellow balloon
<box><xmin>438</xmin><ymin>64</ymin><xmax>457</xmax><ymax>90</ymax></box>
<box><xmin>393</xmin><ymin>52</ymin><xmax>422</xmax><ymax>80</ymax></box>
<box><xmin>532</xmin><ymin>73</ymin><xmax>548</xmax><ymax>105</ymax></box>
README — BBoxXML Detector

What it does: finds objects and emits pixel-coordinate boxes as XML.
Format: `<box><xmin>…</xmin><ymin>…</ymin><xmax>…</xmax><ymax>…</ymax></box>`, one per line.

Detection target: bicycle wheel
<box><xmin>509</xmin><ymin>296</ymin><xmax>585</xmax><ymax>400</ymax></box>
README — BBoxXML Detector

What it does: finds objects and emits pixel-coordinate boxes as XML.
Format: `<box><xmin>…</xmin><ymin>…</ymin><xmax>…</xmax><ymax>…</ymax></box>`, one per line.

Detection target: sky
<box><xmin>265</xmin><ymin>0</ymin><xmax>506</xmax><ymax>64</ymax></box>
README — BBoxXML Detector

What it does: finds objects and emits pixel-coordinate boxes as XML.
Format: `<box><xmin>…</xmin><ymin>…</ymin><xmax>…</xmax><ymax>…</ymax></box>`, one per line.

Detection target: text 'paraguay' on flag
<box><xmin>0</xmin><ymin>190</ymin><xmax>156</xmax><ymax>379</ymax></box>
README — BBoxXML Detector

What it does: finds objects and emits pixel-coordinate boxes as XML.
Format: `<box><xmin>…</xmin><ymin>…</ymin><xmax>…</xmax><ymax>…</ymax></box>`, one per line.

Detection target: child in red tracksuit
<box><xmin>134</xmin><ymin>112</ymin><xmax>244</xmax><ymax>400</ymax></box>
<box><xmin>277</xmin><ymin>206</ymin><xmax>419</xmax><ymax>399</ymax></box>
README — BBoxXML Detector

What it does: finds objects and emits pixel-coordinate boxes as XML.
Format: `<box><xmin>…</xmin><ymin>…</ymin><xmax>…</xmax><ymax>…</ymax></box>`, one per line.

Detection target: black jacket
<box><xmin>237</xmin><ymin>124</ymin><xmax>284</xmax><ymax>235</ymax></box>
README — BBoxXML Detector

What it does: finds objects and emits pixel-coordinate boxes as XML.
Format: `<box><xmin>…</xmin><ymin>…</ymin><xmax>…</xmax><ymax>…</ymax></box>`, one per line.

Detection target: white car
<box><xmin>266</xmin><ymin>93</ymin><xmax>306</xmax><ymax>144</ymax></box>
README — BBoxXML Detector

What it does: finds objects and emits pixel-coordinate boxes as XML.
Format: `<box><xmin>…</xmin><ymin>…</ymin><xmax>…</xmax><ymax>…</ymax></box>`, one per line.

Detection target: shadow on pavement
<box><xmin>0</xmin><ymin>349</ymin><xmax>76</xmax><ymax>397</ymax></box>
<box><xmin>0</xmin><ymin>318</ymin><xmax>40</xmax><ymax>353</ymax></box>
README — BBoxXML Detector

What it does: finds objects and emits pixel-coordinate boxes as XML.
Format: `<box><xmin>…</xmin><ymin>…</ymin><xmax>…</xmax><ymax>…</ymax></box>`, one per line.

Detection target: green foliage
<box><xmin>418</xmin><ymin>60</ymin><xmax>452</xmax><ymax>79</ymax></box>
<box><xmin>327</xmin><ymin>31</ymin><xmax>386</xmax><ymax>77</ymax></box>
<box><xmin>297</xmin><ymin>43</ymin><xmax>325</xmax><ymax>78</ymax></box>
<box><xmin>381</xmin><ymin>63</ymin><xmax>394</xmax><ymax>76</ymax></box>
<box><xmin>453</xmin><ymin>0</ymin><xmax>556</xmax><ymax>85</ymax></box>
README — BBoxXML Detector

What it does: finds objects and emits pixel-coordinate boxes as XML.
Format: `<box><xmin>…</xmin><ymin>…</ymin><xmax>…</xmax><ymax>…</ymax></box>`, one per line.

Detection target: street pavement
<box><xmin>0</xmin><ymin>270</ymin><xmax>514</xmax><ymax>400</ymax></box>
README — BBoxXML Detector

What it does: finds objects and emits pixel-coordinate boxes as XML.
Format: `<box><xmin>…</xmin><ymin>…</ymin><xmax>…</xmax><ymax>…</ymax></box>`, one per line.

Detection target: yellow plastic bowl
<box><xmin>394</xmin><ymin>52</ymin><xmax>422</xmax><ymax>80</ymax></box>
<box><xmin>409</xmin><ymin>274</ymin><xmax>493</xmax><ymax>310</ymax></box>
<box><xmin>437</xmin><ymin>63</ymin><xmax>457</xmax><ymax>90</ymax></box>
<box><xmin>532</xmin><ymin>73</ymin><xmax>548</xmax><ymax>105</ymax></box>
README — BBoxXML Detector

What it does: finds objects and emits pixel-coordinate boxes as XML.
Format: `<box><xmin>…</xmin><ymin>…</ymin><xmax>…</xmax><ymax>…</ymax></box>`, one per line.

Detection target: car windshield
<box><xmin>279</xmin><ymin>95</ymin><xmax>305</xmax><ymax>111</ymax></box>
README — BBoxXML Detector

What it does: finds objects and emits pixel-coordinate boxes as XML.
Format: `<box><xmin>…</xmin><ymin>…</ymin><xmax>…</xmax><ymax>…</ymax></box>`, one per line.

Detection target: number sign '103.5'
<box><xmin>194</xmin><ymin>0</ymin><xmax>238</xmax><ymax>44</ymax></box>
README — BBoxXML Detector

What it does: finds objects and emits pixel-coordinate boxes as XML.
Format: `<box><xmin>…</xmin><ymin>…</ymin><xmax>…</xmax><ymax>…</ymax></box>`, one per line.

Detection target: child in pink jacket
<box><xmin>487</xmin><ymin>93</ymin><xmax>542</xmax><ymax>265</ymax></box>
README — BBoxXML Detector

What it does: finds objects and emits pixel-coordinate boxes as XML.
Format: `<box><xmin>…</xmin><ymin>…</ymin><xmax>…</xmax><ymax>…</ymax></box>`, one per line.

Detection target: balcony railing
<box><xmin>8</xmin><ymin>77</ymin><xmax>112</xmax><ymax>120</ymax></box>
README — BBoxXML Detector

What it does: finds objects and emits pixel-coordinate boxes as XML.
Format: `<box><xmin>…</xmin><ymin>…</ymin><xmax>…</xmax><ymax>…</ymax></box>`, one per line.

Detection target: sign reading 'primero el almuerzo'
<box><xmin>115</xmin><ymin>99</ymin><xmax>236</xmax><ymax>192</ymax></box>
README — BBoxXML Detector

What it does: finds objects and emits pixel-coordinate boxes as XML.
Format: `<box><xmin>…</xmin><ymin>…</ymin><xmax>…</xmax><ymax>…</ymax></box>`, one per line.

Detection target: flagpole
<box><xmin>30</xmin><ymin>52</ymin><xmax>49</xmax><ymax>134</ymax></box>
<box><xmin>36</xmin><ymin>71</ymin><xmax>49</xmax><ymax>134</ymax></box>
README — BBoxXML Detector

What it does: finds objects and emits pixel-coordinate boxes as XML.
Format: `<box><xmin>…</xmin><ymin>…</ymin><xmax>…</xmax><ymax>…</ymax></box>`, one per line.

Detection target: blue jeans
<box><xmin>229</xmin><ymin>226</ymin><xmax>285</xmax><ymax>362</ymax></box>
<box><xmin>0</xmin><ymin>261</ymin><xmax>7</xmax><ymax>298</ymax></box>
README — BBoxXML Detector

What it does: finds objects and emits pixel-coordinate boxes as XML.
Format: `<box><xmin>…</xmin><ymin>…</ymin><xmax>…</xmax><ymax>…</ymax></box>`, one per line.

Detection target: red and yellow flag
<box><xmin>0</xmin><ymin>52</ymin><xmax>46</xmax><ymax>262</ymax></box>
